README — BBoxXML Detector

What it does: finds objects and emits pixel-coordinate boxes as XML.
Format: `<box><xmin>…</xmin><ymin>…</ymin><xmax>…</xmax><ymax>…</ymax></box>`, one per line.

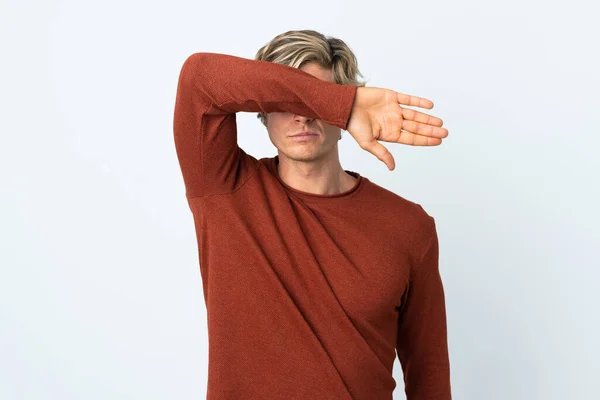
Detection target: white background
<box><xmin>1</xmin><ymin>0</ymin><xmax>599</xmax><ymax>399</ymax></box>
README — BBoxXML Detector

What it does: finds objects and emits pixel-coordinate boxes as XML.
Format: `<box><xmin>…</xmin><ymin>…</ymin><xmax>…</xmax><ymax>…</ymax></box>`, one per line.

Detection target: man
<box><xmin>173</xmin><ymin>30</ymin><xmax>451</xmax><ymax>400</ymax></box>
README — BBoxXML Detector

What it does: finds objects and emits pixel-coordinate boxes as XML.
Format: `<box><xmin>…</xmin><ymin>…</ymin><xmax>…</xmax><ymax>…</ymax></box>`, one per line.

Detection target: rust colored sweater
<box><xmin>172</xmin><ymin>52</ymin><xmax>451</xmax><ymax>400</ymax></box>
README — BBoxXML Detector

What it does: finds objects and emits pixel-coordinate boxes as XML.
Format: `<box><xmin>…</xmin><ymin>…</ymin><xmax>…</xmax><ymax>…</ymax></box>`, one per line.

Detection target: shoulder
<box><xmin>362</xmin><ymin>177</ymin><xmax>436</xmax><ymax>251</ymax></box>
<box><xmin>364</xmin><ymin>177</ymin><xmax>434</xmax><ymax>220</ymax></box>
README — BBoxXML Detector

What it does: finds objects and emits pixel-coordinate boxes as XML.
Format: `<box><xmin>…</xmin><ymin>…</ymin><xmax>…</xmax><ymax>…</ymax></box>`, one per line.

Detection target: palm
<box><xmin>346</xmin><ymin>86</ymin><xmax>448</xmax><ymax>171</ymax></box>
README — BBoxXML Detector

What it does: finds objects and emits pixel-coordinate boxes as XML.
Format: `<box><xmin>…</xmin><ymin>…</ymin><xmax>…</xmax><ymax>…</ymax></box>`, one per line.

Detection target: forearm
<box><xmin>176</xmin><ymin>52</ymin><xmax>357</xmax><ymax>128</ymax></box>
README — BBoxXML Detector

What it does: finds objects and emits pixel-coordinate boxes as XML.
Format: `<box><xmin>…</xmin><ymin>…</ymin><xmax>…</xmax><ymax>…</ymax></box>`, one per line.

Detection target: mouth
<box><xmin>289</xmin><ymin>131</ymin><xmax>319</xmax><ymax>137</ymax></box>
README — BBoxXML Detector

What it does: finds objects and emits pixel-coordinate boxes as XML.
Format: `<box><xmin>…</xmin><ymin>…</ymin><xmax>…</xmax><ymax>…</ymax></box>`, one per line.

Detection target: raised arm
<box><xmin>396</xmin><ymin>219</ymin><xmax>452</xmax><ymax>399</ymax></box>
<box><xmin>172</xmin><ymin>52</ymin><xmax>358</xmax><ymax>199</ymax></box>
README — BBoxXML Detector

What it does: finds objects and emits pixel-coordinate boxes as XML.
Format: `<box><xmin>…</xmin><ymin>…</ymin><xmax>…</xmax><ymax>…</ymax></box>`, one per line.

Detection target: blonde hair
<box><xmin>254</xmin><ymin>29</ymin><xmax>368</xmax><ymax>127</ymax></box>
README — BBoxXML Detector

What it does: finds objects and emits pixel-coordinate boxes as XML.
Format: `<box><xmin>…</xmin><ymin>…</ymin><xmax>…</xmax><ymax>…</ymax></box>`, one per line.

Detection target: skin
<box><xmin>345</xmin><ymin>87</ymin><xmax>448</xmax><ymax>171</ymax></box>
<box><xmin>265</xmin><ymin>62</ymin><xmax>449</xmax><ymax>195</ymax></box>
<box><xmin>265</xmin><ymin>62</ymin><xmax>358</xmax><ymax>195</ymax></box>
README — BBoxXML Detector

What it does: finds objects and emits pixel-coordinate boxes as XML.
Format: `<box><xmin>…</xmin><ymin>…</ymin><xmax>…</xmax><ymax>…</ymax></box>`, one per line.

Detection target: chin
<box><xmin>285</xmin><ymin>152</ymin><xmax>318</xmax><ymax>163</ymax></box>
<box><xmin>282</xmin><ymin>146</ymin><xmax>331</xmax><ymax>163</ymax></box>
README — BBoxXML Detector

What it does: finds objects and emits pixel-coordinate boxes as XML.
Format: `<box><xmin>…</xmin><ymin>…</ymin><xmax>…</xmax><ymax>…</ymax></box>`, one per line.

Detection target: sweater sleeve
<box><xmin>172</xmin><ymin>52</ymin><xmax>358</xmax><ymax>198</ymax></box>
<box><xmin>396</xmin><ymin>219</ymin><xmax>452</xmax><ymax>399</ymax></box>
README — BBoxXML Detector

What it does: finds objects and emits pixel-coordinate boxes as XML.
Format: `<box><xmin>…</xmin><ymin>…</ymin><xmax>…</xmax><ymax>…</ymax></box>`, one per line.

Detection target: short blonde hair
<box><xmin>254</xmin><ymin>29</ymin><xmax>367</xmax><ymax>127</ymax></box>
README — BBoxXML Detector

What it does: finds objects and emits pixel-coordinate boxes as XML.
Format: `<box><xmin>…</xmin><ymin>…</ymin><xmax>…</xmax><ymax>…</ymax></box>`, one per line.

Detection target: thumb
<box><xmin>358</xmin><ymin>139</ymin><xmax>396</xmax><ymax>171</ymax></box>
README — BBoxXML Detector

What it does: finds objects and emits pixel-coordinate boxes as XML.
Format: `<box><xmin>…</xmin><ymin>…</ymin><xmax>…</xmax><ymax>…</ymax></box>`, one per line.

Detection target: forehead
<box><xmin>299</xmin><ymin>61</ymin><xmax>334</xmax><ymax>83</ymax></box>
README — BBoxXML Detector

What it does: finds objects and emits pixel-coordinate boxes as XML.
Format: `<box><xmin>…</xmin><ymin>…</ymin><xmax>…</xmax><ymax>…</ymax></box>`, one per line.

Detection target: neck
<box><xmin>276</xmin><ymin>153</ymin><xmax>357</xmax><ymax>195</ymax></box>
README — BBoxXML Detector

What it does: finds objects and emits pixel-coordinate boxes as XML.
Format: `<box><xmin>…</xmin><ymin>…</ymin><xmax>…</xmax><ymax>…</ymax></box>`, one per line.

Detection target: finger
<box><xmin>401</xmin><ymin>107</ymin><xmax>444</xmax><ymax>127</ymax></box>
<box><xmin>358</xmin><ymin>139</ymin><xmax>396</xmax><ymax>170</ymax></box>
<box><xmin>401</xmin><ymin>119</ymin><xmax>449</xmax><ymax>138</ymax></box>
<box><xmin>396</xmin><ymin>92</ymin><xmax>434</xmax><ymax>109</ymax></box>
<box><xmin>398</xmin><ymin>130</ymin><xmax>443</xmax><ymax>146</ymax></box>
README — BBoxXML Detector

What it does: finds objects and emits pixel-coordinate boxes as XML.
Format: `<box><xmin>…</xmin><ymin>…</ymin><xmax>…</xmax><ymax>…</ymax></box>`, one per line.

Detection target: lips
<box><xmin>290</xmin><ymin>131</ymin><xmax>318</xmax><ymax>137</ymax></box>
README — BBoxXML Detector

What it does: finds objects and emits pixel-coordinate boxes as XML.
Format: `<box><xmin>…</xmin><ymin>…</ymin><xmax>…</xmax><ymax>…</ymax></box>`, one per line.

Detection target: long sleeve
<box><xmin>396</xmin><ymin>218</ymin><xmax>452</xmax><ymax>399</ymax></box>
<box><xmin>172</xmin><ymin>52</ymin><xmax>358</xmax><ymax>199</ymax></box>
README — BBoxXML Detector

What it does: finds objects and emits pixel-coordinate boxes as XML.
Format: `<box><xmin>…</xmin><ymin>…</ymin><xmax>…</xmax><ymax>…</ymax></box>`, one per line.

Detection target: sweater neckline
<box><xmin>268</xmin><ymin>155</ymin><xmax>365</xmax><ymax>201</ymax></box>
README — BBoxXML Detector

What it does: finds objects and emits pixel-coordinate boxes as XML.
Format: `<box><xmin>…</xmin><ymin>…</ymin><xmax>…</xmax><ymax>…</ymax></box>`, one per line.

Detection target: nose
<box><xmin>294</xmin><ymin>114</ymin><xmax>313</xmax><ymax>124</ymax></box>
